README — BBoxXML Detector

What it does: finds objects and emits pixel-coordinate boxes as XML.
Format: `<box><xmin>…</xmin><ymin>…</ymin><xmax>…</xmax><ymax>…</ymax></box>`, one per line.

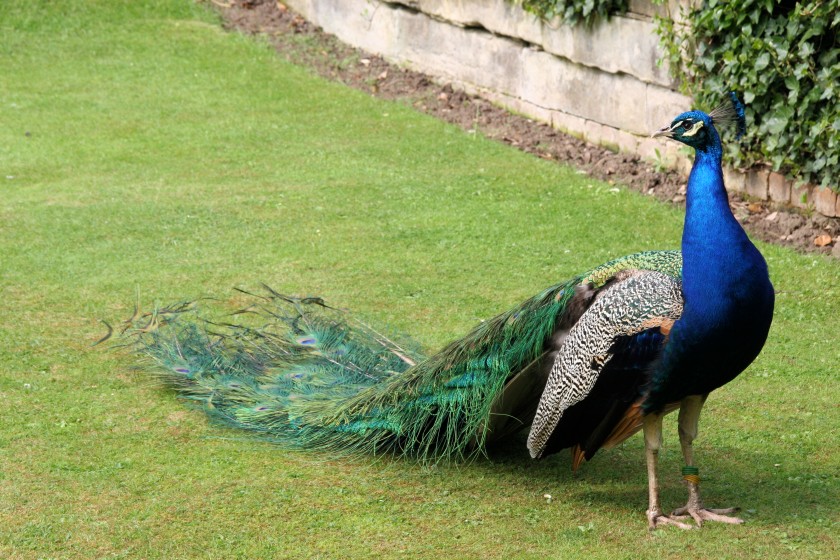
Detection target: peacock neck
<box><xmin>679</xmin><ymin>143</ymin><xmax>769</xmax><ymax>319</ymax></box>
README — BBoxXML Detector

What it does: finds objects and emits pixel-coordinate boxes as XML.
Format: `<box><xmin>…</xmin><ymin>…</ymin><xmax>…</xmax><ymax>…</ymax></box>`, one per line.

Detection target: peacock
<box><xmin>111</xmin><ymin>93</ymin><xmax>773</xmax><ymax>529</ymax></box>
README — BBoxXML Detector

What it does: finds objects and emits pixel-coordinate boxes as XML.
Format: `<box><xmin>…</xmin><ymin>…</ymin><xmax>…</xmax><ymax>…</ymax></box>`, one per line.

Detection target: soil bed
<box><xmin>217</xmin><ymin>0</ymin><xmax>839</xmax><ymax>258</ymax></box>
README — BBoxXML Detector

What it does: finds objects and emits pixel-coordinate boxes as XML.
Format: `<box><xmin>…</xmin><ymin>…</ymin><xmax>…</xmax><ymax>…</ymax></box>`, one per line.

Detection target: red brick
<box><xmin>723</xmin><ymin>166</ymin><xmax>745</xmax><ymax>193</ymax></box>
<box><xmin>814</xmin><ymin>186</ymin><xmax>838</xmax><ymax>218</ymax></box>
<box><xmin>791</xmin><ymin>181</ymin><xmax>814</xmax><ymax>210</ymax></box>
<box><xmin>768</xmin><ymin>172</ymin><xmax>790</xmax><ymax>204</ymax></box>
<box><xmin>744</xmin><ymin>168</ymin><xmax>769</xmax><ymax>200</ymax></box>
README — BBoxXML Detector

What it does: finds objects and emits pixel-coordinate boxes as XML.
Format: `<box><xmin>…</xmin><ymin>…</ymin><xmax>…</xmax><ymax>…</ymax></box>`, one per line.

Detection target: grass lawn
<box><xmin>1</xmin><ymin>1</ymin><xmax>838</xmax><ymax>558</ymax></box>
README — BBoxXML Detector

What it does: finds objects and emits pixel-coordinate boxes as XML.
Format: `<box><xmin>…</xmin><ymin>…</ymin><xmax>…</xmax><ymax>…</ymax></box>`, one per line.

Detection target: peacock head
<box><xmin>652</xmin><ymin>92</ymin><xmax>746</xmax><ymax>152</ymax></box>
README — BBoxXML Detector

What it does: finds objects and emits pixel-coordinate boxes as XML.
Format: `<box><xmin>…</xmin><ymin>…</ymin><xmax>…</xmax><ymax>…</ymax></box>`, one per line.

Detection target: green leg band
<box><xmin>682</xmin><ymin>465</ymin><xmax>700</xmax><ymax>484</ymax></box>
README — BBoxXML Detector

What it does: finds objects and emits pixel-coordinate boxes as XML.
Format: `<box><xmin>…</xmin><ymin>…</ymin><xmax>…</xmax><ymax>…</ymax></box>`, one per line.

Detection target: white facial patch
<box><xmin>681</xmin><ymin>120</ymin><xmax>705</xmax><ymax>137</ymax></box>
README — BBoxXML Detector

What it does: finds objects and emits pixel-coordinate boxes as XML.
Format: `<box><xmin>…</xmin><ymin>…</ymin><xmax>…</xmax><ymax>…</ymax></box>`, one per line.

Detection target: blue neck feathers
<box><xmin>685</xmin><ymin>146</ymin><xmax>744</xmax><ymax>257</ymax></box>
<box><xmin>681</xmin><ymin>133</ymin><xmax>767</xmax><ymax>310</ymax></box>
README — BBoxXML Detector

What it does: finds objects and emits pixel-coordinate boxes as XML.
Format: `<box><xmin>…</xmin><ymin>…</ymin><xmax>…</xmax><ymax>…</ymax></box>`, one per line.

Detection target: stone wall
<box><xmin>283</xmin><ymin>0</ymin><xmax>838</xmax><ymax>217</ymax></box>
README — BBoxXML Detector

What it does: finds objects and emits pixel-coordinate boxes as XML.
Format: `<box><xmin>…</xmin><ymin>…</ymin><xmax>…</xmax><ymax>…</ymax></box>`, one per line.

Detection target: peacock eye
<box><xmin>681</xmin><ymin>119</ymin><xmax>706</xmax><ymax>138</ymax></box>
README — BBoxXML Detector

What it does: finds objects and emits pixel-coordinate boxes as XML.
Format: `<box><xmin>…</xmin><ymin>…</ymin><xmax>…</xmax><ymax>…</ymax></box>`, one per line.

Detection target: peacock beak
<box><xmin>652</xmin><ymin>125</ymin><xmax>675</xmax><ymax>139</ymax></box>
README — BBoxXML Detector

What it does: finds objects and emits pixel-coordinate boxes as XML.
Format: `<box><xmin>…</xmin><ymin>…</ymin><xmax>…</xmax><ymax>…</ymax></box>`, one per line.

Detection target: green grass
<box><xmin>1</xmin><ymin>1</ymin><xmax>838</xmax><ymax>558</ymax></box>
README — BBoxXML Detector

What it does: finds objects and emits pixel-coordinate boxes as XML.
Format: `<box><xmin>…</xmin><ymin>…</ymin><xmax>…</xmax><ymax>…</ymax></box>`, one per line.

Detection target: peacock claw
<box><xmin>670</xmin><ymin>505</ymin><xmax>744</xmax><ymax>527</ymax></box>
<box><xmin>647</xmin><ymin>509</ymin><xmax>694</xmax><ymax>530</ymax></box>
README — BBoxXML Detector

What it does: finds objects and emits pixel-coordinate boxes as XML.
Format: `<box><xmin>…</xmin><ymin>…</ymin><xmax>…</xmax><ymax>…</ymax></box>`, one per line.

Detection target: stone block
<box><xmin>615</xmin><ymin>130</ymin><xmax>639</xmax><ymax>154</ymax></box>
<box><xmin>628</xmin><ymin>0</ymin><xmax>662</xmax><ymax>18</ymax></box>
<box><xmin>294</xmin><ymin>0</ymin><xmax>399</xmax><ymax>56</ymax></box>
<box><xmin>744</xmin><ymin>168</ymin><xmax>769</xmax><ymax>200</ymax></box>
<box><xmin>768</xmin><ymin>172</ymin><xmax>790</xmax><ymax>203</ymax></box>
<box><xmin>515</xmin><ymin>97</ymin><xmax>554</xmax><ymax>126</ymax></box>
<box><xmin>398</xmin><ymin>14</ymin><xmax>527</xmax><ymax>98</ymax></box>
<box><xmin>629</xmin><ymin>0</ymin><xmax>699</xmax><ymax>25</ymax></box>
<box><xmin>598</xmin><ymin>124</ymin><xmax>620</xmax><ymax>152</ymax></box>
<box><xmin>644</xmin><ymin>84</ymin><xmax>692</xmax><ymax>134</ymax></box>
<box><xmin>550</xmin><ymin>110</ymin><xmax>587</xmax><ymax>138</ymax></box>
<box><xmin>658</xmin><ymin>140</ymin><xmax>684</xmax><ymax>168</ymax></box>
<box><xmin>583</xmin><ymin>120</ymin><xmax>602</xmax><ymax>145</ymax></box>
<box><xmin>521</xmin><ymin>50</ymin><xmax>656</xmax><ymax>135</ymax></box>
<box><xmin>539</xmin><ymin>14</ymin><xmax>673</xmax><ymax>86</ymax></box>
<box><xmin>579</xmin><ymin>120</ymin><xmax>620</xmax><ymax>152</ymax></box>
<box><xmin>790</xmin><ymin>181</ymin><xmax>814</xmax><ymax>210</ymax></box>
<box><xmin>814</xmin><ymin>186</ymin><xmax>838</xmax><ymax>218</ymax></box>
<box><xmin>723</xmin><ymin>166</ymin><xmax>745</xmax><ymax>193</ymax></box>
<box><xmin>636</xmin><ymin>136</ymin><xmax>670</xmax><ymax>162</ymax></box>
<box><xmin>675</xmin><ymin>152</ymin><xmax>693</xmax><ymax>176</ymax></box>
<box><xmin>482</xmin><ymin>89</ymin><xmax>554</xmax><ymax>127</ymax></box>
<box><xmin>406</xmin><ymin>0</ymin><xmax>672</xmax><ymax>86</ymax></box>
<box><xmin>410</xmin><ymin>0</ymin><xmax>544</xmax><ymax>46</ymax></box>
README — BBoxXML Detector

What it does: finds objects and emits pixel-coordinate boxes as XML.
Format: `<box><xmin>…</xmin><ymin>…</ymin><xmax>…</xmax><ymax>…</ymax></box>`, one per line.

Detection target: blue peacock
<box><xmin>114</xmin><ymin>93</ymin><xmax>773</xmax><ymax>529</ymax></box>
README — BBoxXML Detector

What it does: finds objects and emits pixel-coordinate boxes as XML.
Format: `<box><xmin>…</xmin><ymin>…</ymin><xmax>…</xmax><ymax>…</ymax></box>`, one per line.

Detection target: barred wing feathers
<box><xmin>527</xmin><ymin>270</ymin><xmax>684</xmax><ymax>461</ymax></box>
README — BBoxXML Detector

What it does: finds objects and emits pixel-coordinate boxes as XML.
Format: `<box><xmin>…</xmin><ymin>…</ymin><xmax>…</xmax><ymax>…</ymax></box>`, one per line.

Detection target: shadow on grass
<box><xmin>468</xmin><ymin>431</ymin><xmax>837</xmax><ymax>526</ymax></box>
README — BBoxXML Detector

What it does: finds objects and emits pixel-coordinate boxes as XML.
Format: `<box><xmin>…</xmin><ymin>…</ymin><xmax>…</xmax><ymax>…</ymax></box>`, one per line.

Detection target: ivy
<box><xmin>657</xmin><ymin>0</ymin><xmax>839</xmax><ymax>190</ymax></box>
<box><xmin>513</xmin><ymin>0</ymin><xmax>839</xmax><ymax>191</ymax></box>
<box><xmin>519</xmin><ymin>0</ymin><xmax>629</xmax><ymax>26</ymax></box>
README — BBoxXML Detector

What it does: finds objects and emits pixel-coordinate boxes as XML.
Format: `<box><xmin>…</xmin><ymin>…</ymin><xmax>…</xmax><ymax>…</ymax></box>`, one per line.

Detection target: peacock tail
<box><xmin>117</xmin><ymin>250</ymin><xmax>681</xmax><ymax>464</ymax></box>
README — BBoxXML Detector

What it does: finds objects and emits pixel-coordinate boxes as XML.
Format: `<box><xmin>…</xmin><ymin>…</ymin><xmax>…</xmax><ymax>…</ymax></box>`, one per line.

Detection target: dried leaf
<box><xmin>814</xmin><ymin>234</ymin><xmax>832</xmax><ymax>247</ymax></box>
<box><xmin>765</xmin><ymin>211</ymin><xmax>778</xmax><ymax>221</ymax></box>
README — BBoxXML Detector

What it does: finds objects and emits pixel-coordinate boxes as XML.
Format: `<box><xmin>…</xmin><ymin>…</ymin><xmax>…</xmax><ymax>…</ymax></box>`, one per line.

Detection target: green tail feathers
<box><xmin>116</xmin><ymin>251</ymin><xmax>681</xmax><ymax>463</ymax></box>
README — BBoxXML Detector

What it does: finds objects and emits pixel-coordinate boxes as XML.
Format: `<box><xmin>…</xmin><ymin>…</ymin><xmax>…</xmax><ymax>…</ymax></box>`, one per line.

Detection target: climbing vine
<box><xmin>515</xmin><ymin>0</ymin><xmax>839</xmax><ymax>190</ymax></box>
<box><xmin>519</xmin><ymin>0</ymin><xmax>628</xmax><ymax>26</ymax></box>
<box><xmin>657</xmin><ymin>0</ymin><xmax>839</xmax><ymax>190</ymax></box>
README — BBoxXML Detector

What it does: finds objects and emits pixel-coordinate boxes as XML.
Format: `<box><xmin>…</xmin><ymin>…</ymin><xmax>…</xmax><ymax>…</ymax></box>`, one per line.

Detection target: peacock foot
<box><xmin>670</xmin><ymin>505</ymin><xmax>744</xmax><ymax>527</ymax></box>
<box><xmin>646</xmin><ymin>508</ymin><xmax>694</xmax><ymax>530</ymax></box>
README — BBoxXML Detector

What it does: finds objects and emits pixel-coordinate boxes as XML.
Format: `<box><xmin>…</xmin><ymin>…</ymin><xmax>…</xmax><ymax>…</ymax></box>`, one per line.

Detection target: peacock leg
<box><xmin>643</xmin><ymin>413</ymin><xmax>692</xmax><ymax>529</ymax></box>
<box><xmin>670</xmin><ymin>394</ymin><xmax>744</xmax><ymax>526</ymax></box>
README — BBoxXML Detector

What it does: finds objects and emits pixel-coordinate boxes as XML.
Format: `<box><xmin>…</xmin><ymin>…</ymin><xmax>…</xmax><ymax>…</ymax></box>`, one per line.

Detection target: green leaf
<box><xmin>765</xmin><ymin>107</ymin><xmax>794</xmax><ymax>134</ymax></box>
<box><xmin>654</xmin><ymin>0</ymin><xmax>837</xmax><ymax>187</ymax></box>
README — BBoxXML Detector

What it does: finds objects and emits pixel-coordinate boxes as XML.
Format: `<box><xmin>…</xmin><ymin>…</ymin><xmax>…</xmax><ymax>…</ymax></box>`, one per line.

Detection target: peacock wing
<box><xmin>526</xmin><ymin>270</ymin><xmax>684</xmax><ymax>459</ymax></box>
<box><xmin>479</xmin><ymin>251</ymin><xmax>683</xmax><ymax>445</ymax></box>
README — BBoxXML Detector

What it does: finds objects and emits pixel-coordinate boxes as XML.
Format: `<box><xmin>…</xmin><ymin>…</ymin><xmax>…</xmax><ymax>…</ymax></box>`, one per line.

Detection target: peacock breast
<box><xmin>644</xmin><ymin>265</ymin><xmax>774</xmax><ymax>410</ymax></box>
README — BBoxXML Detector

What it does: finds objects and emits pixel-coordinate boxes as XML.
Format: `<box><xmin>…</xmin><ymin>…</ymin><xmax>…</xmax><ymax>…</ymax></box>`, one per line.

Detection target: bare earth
<box><xmin>217</xmin><ymin>0</ymin><xmax>839</xmax><ymax>258</ymax></box>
